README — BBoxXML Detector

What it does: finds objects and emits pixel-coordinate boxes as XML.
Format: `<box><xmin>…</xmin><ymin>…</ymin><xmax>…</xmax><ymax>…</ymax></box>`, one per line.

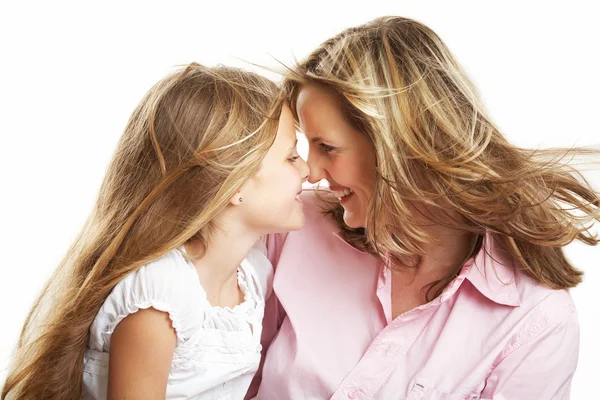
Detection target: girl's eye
<box><xmin>288</xmin><ymin>156</ymin><xmax>300</xmax><ymax>163</ymax></box>
<box><xmin>320</xmin><ymin>143</ymin><xmax>335</xmax><ymax>153</ymax></box>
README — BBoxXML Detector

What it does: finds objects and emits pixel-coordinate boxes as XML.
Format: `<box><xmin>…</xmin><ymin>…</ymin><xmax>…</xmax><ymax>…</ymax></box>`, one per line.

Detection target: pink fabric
<box><xmin>249</xmin><ymin>191</ymin><xmax>579</xmax><ymax>400</ymax></box>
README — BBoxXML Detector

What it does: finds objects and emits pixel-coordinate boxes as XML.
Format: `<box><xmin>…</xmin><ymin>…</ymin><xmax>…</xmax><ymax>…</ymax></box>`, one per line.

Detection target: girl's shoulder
<box><xmin>89</xmin><ymin>249</ymin><xmax>204</xmax><ymax>351</ymax></box>
<box><xmin>120</xmin><ymin>249</ymin><xmax>203</xmax><ymax>310</ymax></box>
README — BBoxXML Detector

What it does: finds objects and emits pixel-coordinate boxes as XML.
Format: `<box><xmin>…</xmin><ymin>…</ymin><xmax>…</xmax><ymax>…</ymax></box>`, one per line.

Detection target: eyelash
<box><xmin>320</xmin><ymin>143</ymin><xmax>335</xmax><ymax>153</ymax></box>
<box><xmin>288</xmin><ymin>156</ymin><xmax>300</xmax><ymax>163</ymax></box>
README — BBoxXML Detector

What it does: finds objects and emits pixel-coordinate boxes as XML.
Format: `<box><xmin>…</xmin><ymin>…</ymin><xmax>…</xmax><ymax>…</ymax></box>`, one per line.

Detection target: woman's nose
<box><xmin>298</xmin><ymin>157</ymin><xmax>310</xmax><ymax>182</ymax></box>
<box><xmin>307</xmin><ymin>154</ymin><xmax>326</xmax><ymax>184</ymax></box>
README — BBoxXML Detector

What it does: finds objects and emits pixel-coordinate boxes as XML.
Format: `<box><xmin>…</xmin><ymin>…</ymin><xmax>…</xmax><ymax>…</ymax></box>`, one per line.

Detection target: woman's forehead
<box><xmin>297</xmin><ymin>84</ymin><xmax>346</xmax><ymax>130</ymax></box>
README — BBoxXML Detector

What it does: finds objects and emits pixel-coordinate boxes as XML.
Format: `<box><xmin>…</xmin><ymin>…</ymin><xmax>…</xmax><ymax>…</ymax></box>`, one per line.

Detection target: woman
<box><xmin>250</xmin><ymin>17</ymin><xmax>599</xmax><ymax>399</ymax></box>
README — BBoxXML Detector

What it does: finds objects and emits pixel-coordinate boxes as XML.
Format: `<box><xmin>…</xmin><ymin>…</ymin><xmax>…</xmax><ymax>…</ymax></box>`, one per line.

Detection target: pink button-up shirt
<box><xmin>249</xmin><ymin>191</ymin><xmax>579</xmax><ymax>400</ymax></box>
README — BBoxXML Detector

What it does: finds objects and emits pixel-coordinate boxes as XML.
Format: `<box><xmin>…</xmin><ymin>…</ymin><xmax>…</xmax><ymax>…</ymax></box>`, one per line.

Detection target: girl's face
<box><xmin>238</xmin><ymin>103</ymin><xmax>310</xmax><ymax>234</ymax></box>
<box><xmin>296</xmin><ymin>84</ymin><xmax>377</xmax><ymax>229</ymax></box>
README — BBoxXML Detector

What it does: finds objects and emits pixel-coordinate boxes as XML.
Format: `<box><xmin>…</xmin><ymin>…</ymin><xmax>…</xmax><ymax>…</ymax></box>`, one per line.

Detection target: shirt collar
<box><xmin>464</xmin><ymin>232</ymin><xmax>521</xmax><ymax>307</ymax></box>
<box><xmin>332</xmin><ymin>230</ymin><xmax>521</xmax><ymax>307</ymax></box>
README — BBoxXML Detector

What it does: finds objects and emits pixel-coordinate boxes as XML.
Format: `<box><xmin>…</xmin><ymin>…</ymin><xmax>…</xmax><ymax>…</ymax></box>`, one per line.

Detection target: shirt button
<box><xmin>348</xmin><ymin>389</ymin><xmax>359</xmax><ymax>399</ymax></box>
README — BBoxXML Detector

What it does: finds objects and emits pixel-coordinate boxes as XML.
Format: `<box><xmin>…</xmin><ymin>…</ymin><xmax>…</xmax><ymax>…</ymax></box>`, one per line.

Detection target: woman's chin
<box><xmin>342</xmin><ymin>210</ymin><xmax>365</xmax><ymax>229</ymax></box>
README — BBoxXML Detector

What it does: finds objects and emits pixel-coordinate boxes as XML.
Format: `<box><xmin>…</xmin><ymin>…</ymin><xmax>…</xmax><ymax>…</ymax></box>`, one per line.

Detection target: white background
<box><xmin>1</xmin><ymin>1</ymin><xmax>598</xmax><ymax>397</ymax></box>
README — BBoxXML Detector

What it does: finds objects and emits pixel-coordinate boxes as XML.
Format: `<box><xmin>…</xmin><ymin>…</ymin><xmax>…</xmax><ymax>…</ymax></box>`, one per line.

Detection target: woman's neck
<box><xmin>390</xmin><ymin>207</ymin><xmax>477</xmax><ymax>318</ymax></box>
<box><xmin>394</xmin><ymin>205</ymin><xmax>477</xmax><ymax>288</ymax></box>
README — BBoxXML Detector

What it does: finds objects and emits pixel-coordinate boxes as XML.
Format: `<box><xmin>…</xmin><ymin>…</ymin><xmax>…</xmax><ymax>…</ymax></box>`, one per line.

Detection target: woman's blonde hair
<box><xmin>283</xmin><ymin>16</ymin><xmax>599</xmax><ymax>298</ymax></box>
<box><xmin>2</xmin><ymin>63</ymin><xmax>283</xmax><ymax>399</ymax></box>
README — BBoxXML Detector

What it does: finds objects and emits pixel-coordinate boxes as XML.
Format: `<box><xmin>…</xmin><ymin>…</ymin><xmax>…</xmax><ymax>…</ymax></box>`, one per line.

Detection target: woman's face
<box><xmin>296</xmin><ymin>83</ymin><xmax>377</xmax><ymax>229</ymax></box>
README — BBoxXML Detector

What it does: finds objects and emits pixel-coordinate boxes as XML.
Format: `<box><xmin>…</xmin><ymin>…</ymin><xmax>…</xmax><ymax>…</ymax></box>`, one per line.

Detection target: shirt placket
<box><xmin>330</xmin><ymin>306</ymin><xmax>436</xmax><ymax>400</ymax></box>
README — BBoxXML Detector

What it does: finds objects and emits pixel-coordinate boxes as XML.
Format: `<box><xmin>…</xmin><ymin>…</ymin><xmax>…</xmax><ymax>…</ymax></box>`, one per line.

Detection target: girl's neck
<box><xmin>185</xmin><ymin>215</ymin><xmax>260</xmax><ymax>308</ymax></box>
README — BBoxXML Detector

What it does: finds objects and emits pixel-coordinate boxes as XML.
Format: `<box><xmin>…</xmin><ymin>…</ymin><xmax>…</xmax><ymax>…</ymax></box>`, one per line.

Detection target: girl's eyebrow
<box><xmin>288</xmin><ymin>139</ymin><xmax>298</xmax><ymax>151</ymax></box>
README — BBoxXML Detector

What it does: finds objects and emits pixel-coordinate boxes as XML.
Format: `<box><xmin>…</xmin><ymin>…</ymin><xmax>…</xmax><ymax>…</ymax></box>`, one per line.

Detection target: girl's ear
<box><xmin>229</xmin><ymin>191</ymin><xmax>243</xmax><ymax>206</ymax></box>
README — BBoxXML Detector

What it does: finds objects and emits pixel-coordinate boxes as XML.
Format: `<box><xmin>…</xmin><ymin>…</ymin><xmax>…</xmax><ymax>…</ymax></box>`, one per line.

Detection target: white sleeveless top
<box><xmin>82</xmin><ymin>240</ymin><xmax>272</xmax><ymax>400</ymax></box>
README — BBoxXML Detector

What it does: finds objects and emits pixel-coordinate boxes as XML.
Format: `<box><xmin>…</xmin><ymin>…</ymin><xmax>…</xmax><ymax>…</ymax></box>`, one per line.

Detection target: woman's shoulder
<box><xmin>513</xmin><ymin>268</ymin><xmax>577</xmax><ymax>322</ymax></box>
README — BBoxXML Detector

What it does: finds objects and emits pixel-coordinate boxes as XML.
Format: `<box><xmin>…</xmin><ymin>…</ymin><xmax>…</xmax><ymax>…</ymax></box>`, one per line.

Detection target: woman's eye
<box><xmin>320</xmin><ymin>143</ymin><xmax>335</xmax><ymax>153</ymax></box>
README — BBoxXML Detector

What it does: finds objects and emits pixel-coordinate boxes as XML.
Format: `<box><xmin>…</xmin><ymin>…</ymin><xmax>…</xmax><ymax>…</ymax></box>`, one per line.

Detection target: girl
<box><xmin>3</xmin><ymin>63</ymin><xmax>308</xmax><ymax>399</ymax></box>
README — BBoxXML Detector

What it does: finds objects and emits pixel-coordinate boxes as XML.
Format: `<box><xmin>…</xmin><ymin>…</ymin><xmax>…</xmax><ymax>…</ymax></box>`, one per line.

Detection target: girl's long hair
<box><xmin>2</xmin><ymin>63</ymin><xmax>283</xmax><ymax>399</ymax></box>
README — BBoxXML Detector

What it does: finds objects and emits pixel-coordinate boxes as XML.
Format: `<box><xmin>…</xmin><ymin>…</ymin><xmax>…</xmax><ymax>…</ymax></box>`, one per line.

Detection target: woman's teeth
<box><xmin>332</xmin><ymin>188</ymin><xmax>353</xmax><ymax>200</ymax></box>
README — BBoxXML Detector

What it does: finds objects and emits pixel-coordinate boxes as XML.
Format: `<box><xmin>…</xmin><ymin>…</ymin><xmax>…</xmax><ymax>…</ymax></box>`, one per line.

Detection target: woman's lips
<box><xmin>330</xmin><ymin>187</ymin><xmax>354</xmax><ymax>200</ymax></box>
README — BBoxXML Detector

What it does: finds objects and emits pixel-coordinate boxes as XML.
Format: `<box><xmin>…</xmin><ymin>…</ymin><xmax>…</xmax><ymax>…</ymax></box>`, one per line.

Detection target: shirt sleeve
<box><xmin>245</xmin><ymin>232</ymin><xmax>289</xmax><ymax>399</ymax></box>
<box><xmin>90</xmin><ymin>250</ymin><xmax>203</xmax><ymax>351</ymax></box>
<box><xmin>481</xmin><ymin>309</ymin><xmax>579</xmax><ymax>400</ymax></box>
